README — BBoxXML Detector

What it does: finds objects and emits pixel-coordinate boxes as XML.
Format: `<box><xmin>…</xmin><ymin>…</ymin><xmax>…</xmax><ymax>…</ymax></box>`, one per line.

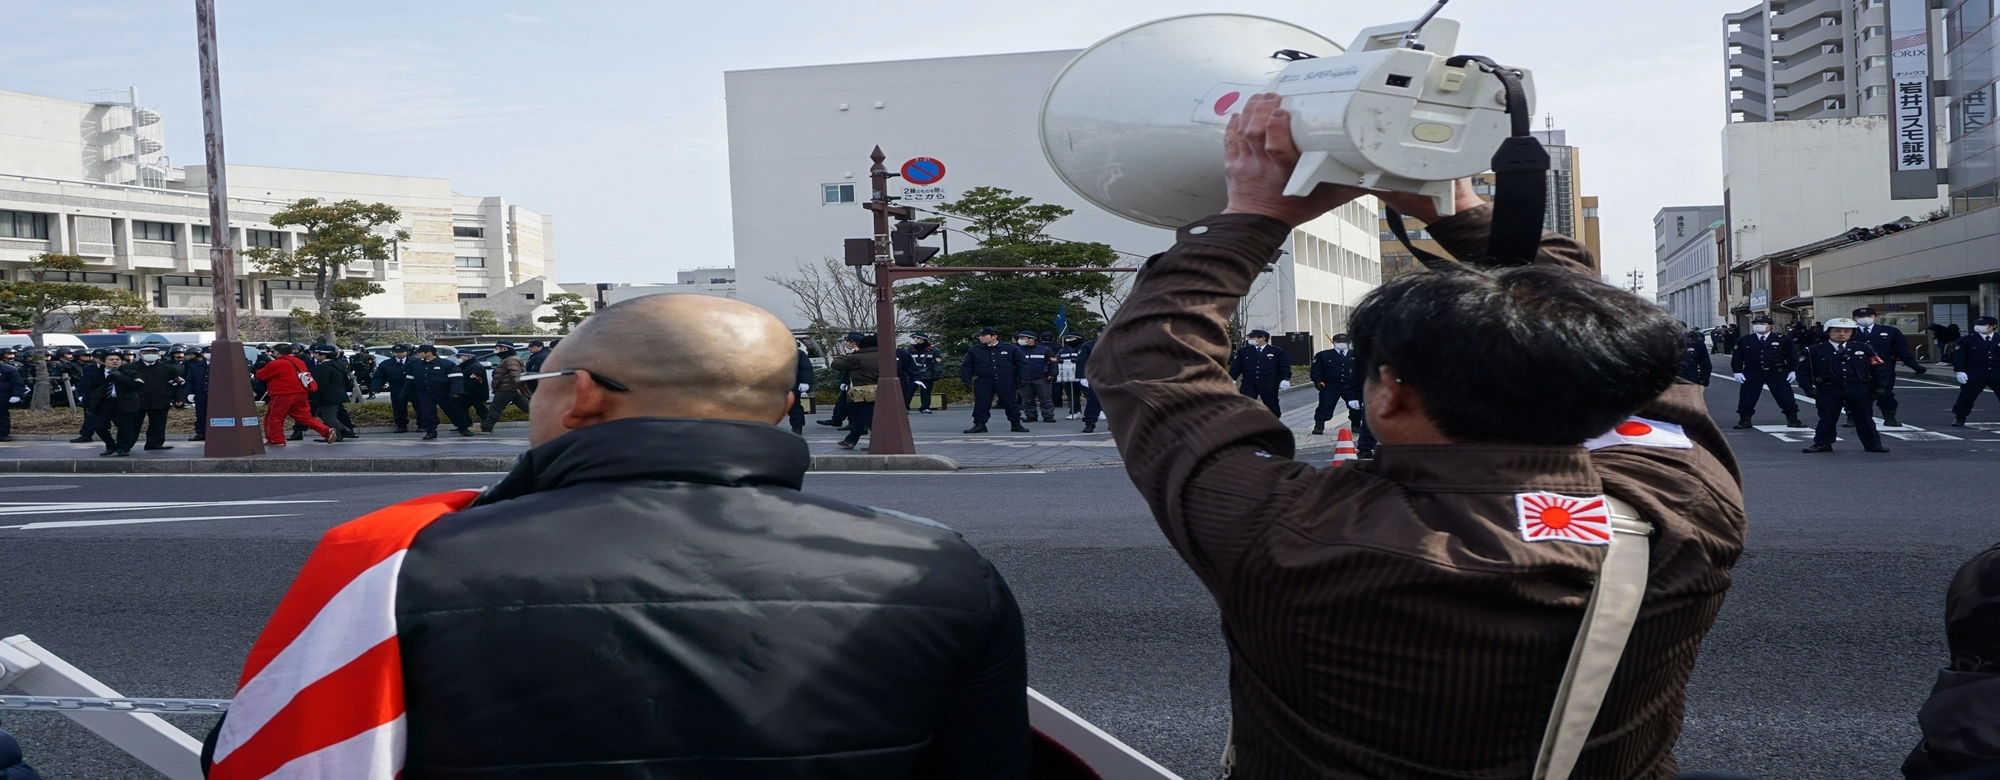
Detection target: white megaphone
<box><xmin>1040</xmin><ymin>10</ymin><xmax>1535</xmax><ymax>230</ymax></box>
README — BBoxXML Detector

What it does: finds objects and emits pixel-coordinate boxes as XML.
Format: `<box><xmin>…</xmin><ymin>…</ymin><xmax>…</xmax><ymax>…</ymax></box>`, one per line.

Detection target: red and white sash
<box><xmin>207</xmin><ymin>490</ymin><xmax>479</xmax><ymax>780</ymax></box>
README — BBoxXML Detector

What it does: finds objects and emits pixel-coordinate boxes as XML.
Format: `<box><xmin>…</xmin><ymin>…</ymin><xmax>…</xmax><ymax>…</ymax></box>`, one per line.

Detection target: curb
<box><xmin>809</xmin><ymin>454</ymin><xmax>961</xmax><ymax>472</ymax></box>
<box><xmin>0</xmin><ymin>457</ymin><xmax>519</xmax><ymax>474</ymax></box>
<box><xmin>0</xmin><ymin>422</ymin><xmax>530</xmax><ymax>442</ymax></box>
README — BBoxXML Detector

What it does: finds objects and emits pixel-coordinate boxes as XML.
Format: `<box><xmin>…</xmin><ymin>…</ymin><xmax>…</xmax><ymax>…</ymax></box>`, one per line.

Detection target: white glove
<box><xmin>1732</xmin><ymin>373</ymin><xmax>1746</xmax><ymax>383</ymax></box>
<box><xmin>1959</xmin><ymin>372</ymin><xmax>1971</xmax><ymax>384</ymax></box>
<box><xmin>839</xmin><ymin>384</ymin><xmax>849</xmax><ymax>391</ymax></box>
<box><xmin>1079</xmin><ymin>379</ymin><xmax>1090</xmax><ymax>388</ymax></box>
<box><xmin>914</xmin><ymin>381</ymin><xmax>927</xmax><ymax>388</ymax></box>
<box><xmin>1785</xmin><ymin>372</ymin><xmax>1796</xmax><ymax>383</ymax></box>
<box><xmin>1347</xmin><ymin>400</ymin><xmax>1361</xmax><ymax>410</ymax></box>
<box><xmin>186</xmin><ymin>394</ymin><xmax>195</xmax><ymax>403</ymax></box>
<box><xmin>797</xmin><ymin>383</ymin><xmax>811</xmax><ymax>394</ymax></box>
<box><xmin>1278</xmin><ymin>380</ymin><xmax>1291</xmax><ymax>390</ymax></box>
<box><xmin>5</xmin><ymin>397</ymin><xmax>15</xmax><ymax>404</ymax></box>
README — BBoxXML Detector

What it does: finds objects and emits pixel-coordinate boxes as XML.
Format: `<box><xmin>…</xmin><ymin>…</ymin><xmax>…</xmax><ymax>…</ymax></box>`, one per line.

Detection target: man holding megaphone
<box><xmin>1090</xmin><ymin>93</ymin><xmax>1745</xmax><ymax>779</ymax></box>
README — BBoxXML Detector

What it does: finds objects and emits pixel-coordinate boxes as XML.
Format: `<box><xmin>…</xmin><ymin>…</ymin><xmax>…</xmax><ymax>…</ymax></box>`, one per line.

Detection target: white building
<box><xmin>1656</xmin><ymin>217</ymin><xmax>1726</xmax><ymax>328</ymax></box>
<box><xmin>724</xmin><ymin>51</ymin><xmax>1379</xmax><ymax>346</ymax></box>
<box><xmin>0</xmin><ymin>88</ymin><xmax>554</xmax><ymax>323</ymax></box>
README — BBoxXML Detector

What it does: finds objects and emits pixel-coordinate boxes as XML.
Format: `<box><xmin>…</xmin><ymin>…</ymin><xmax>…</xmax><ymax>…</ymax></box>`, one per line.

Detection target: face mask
<box><xmin>1856</xmin><ymin>317</ymin><xmax>1875</xmax><ymax>327</ymax></box>
<box><xmin>1752</xmin><ymin>324</ymin><xmax>1770</xmax><ymax>334</ymax></box>
<box><xmin>1979</xmin><ymin>325</ymin><xmax>1996</xmax><ymax>335</ymax></box>
<box><xmin>1017</xmin><ymin>340</ymin><xmax>1031</xmax><ymax>347</ymax></box>
<box><xmin>140</xmin><ymin>354</ymin><xmax>159</xmax><ymax>364</ymax></box>
<box><xmin>1333</xmin><ymin>344</ymin><xmax>1350</xmax><ymax>353</ymax></box>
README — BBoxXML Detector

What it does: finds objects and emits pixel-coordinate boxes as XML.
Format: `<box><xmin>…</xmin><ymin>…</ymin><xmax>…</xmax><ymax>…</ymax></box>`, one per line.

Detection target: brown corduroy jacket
<box><xmin>1091</xmin><ymin>204</ymin><xmax>1746</xmax><ymax>780</ymax></box>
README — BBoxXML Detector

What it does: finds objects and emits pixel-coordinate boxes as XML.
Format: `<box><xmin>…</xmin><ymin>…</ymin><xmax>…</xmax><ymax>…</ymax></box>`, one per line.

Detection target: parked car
<box><xmin>0</xmin><ymin>333</ymin><xmax>88</xmax><ymax>349</ymax></box>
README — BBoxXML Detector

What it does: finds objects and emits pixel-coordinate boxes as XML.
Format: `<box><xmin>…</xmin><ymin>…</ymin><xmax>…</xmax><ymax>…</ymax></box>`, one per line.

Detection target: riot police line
<box><xmin>0</xmin><ymin>339</ymin><xmax>551</xmax><ymax>454</ymax></box>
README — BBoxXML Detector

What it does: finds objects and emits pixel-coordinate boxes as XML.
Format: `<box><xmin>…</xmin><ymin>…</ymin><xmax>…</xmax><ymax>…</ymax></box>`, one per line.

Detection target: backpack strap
<box><xmin>1532</xmin><ymin>495</ymin><xmax>1653</xmax><ymax>780</ymax></box>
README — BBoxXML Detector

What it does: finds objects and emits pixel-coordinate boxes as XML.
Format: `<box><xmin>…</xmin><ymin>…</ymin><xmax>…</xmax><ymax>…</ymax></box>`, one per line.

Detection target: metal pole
<box><xmin>866</xmin><ymin>147</ymin><xmax>916</xmax><ymax>455</ymax></box>
<box><xmin>196</xmin><ymin>0</ymin><xmax>265</xmax><ymax>457</ymax></box>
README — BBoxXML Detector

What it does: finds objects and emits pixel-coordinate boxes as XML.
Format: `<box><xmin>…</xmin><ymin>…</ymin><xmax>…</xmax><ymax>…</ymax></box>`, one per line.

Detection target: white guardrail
<box><xmin>1</xmin><ymin>633</ymin><xmax>1183</xmax><ymax>780</ymax></box>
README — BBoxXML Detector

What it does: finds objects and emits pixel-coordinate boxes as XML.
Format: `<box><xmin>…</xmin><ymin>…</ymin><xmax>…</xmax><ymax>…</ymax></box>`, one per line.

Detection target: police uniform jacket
<box><xmin>408</xmin><ymin>357</ymin><xmax>464</xmax><ymax>395</ymax></box>
<box><xmin>185</xmin><ymin>360</ymin><xmax>209</xmax><ymax>401</ymax></box>
<box><xmin>372</xmin><ymin>357</ymin><xmax>414</xmax><ymax>394</ymax></box>
<box><xmin>348</xmin><ymin>353</ymin><xmax>377</xmax><ymax>384</ymax></box>
<box><xmin>1679</xmin><ymin>337</ymin><xmax>1712</xmax><ymax>385</ymax></box>
<box><xmin>1018</xmin><ymin>344</ymin><xmax>1057</xmax><ymax>380</ymax></box>
<box><xmin>1853</xmin><ymin>324</ymin><xmax>1920</xmax><ymax>369</ymax></box>
<box><xmin>1799</xmin><ymin>340</ymin><xmax>1890</xmax><ymax>390</ymax></box>
<box><xmin>1954</xmin><ymin>330</ymin><xmax>2000</xmax><ymax>374</ymax></box>
<box><xmin>1730</xmin><ymin>332</ymin><xmax>1796</xmax><ymax>373</ymax></box>
<box><xmin>525</xmin><ymin>349</ymin><xmax>549</xmax><ymax>373</ymax></box>
<box><xmin>1090</xmin><ymin>204</ymin><xmax>1745</xmax><ymax>779</ymax></box>
<box><xmin>1308</xmin><ymin>348</ymin><xmax>1356</xmax><ymax>392</ymax></box>
<box><xmin>960</xmin><ymin>342</ymin><xmax>1027</xmax><ymax>383</ymax></box>
<box><xmin>0</xmin><ymin>362</ymin><xmax>20</xmax><ymax>402</ymax></box>
<box><xmin>1230</xmin><ymin>343</ymin><xmax>1291</xmax><ymax>385</ymax></box>
<box><xmin>907</xmin><ymin>346</ymin><xmax>944</xmax><ymax>383</ymax></box>
<box><xmin>1075</xmin><ymin>339</ymin><xmax>1098</xmax><ymax>383</ymax></box>
<box><xmin>793</xmin><ymin>351</ymin><xmax>815</xmax><ymax>389</ymax></box>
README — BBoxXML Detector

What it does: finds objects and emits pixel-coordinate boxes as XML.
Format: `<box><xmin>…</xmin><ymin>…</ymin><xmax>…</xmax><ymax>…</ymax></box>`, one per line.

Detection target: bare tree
<box><xmin>767</xmin><ymin>257</ymin><xmax>916</xmax><ymax>356</ymax></box>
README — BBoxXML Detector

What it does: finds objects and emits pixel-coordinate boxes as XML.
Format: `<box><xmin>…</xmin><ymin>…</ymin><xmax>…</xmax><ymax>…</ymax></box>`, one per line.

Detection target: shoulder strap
<box><xmin>1532</xmin><ymin>495</ymin><xmax>1653</xmax><ymax>780</ymax></box>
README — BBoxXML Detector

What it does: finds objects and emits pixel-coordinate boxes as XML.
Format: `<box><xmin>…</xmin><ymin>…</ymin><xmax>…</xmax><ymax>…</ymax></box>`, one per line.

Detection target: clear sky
<box><xmin>3</xmin><ymin>0</ymin><xmax>1771</xmax><ymax>294</ymax></box>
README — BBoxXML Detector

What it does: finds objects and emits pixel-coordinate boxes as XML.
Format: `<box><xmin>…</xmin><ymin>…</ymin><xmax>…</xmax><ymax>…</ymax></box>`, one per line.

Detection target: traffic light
<box><xmin>843</xmin><ymin>237</ymin><xmax>875</xmax><ymax>267</ymax></box>
<box><xmin>891</xmin><ymin>220</ymin><xmax>942</xmax><ymax>267</ymax></box>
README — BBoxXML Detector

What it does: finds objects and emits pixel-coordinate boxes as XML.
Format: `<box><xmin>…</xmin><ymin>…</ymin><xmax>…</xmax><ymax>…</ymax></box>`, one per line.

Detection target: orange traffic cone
<box><xmin>1332</xmin><ymin>427</ymin><xmax>1357</xmax><ymax>466</ymax></box>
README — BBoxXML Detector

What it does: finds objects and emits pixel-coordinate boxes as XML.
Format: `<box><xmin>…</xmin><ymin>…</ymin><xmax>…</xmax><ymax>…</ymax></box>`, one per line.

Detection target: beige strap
<box><xmin>1532</xmin><ymin>495</ymin><xmax>1653</xmax><ymax>780</ymax></box>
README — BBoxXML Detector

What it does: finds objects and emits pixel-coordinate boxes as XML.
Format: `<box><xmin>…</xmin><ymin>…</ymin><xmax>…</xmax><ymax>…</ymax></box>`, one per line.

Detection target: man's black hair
<box><xmin>1347</xmin><ymin>265</ymin><xmax>1680</xmax><ymax>446</ymax></box>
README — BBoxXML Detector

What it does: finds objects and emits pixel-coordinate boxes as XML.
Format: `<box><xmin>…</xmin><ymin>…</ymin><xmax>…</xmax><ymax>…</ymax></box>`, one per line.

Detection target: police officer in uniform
<box><xmin>1054</xmin><ymin>334</ymin><xmax>1085</xmax><ymax>418</ymax></box>
<box><xmin>1307</xmin><ymin>334</ymin><xmax>1357</xmax><ymax>435</ymax></box>
<box><xmin>1680</xmin><ymin>327</ymin><xmax>1712</xmax><ymax>386</ymax></box>
<box><xmin>371</xmin><ymin>344</ymin><xmax>417</xmax><ymax>432</ymax></box>
<box><xmin>185</xmin><ymin>347</ymin><xmax>211</xmax><ymax>441</ymax></box>
<box><xmin>1730</xmin><ymin>314</ymin><xmax>1807</xmax><ymax>429</ymax></box>
<box><xmin>1799</xmin><ymin>317</ymin><xmax>1891</xmax><ymax>453</ymax></box>
<box><xmin>408</xmin><ymin>344</ymin><xmax>474</xmax><ymax>439</ymax></box>
<box><xmin>788</xmin><ymin>346</ymin><xmax>813</xmax><ymax>435</ymax></box>
<box><xmin>1229</xmin><ymin>329</ymin><xmax>1292</xmax><ymax>417</ymax></box>
<box><xmin>960</xmin><ymin>326</ymin><xmax>1028</xmax><ymax>434</ymax></box>
<box><xmin>1014</xmin><ymin>331</ymin><xmax>1057</xmax><ymax>423</ymax></box>
<box><xmin>1847</xmin><ymin>306</ymin><xmax>1927</xmax><ymax>427</ymax></box>
<box><xmin>71</xmin><ymin>350</ymin><xmax>108</xmax><ymax>444</ymax></box>
<box><xmin>1950</xmin><ymin>315</ymin><xmax>2000</xmax><ymax>426</ymax></box>
<box><xmin>904</xmin><ymin>333</ymin><xmax>944</xmax><ymax>414</ymax></box>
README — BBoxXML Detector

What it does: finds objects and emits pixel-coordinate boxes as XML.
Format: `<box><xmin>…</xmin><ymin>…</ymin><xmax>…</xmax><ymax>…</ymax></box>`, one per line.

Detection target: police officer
<box><xmin>1308</xmin><ymin>334</ymin><xmax>1358</xmax><ymax>435</ymax></box>
<box><xmin>788</xmin><ymin>346</ymin><xmax>813</xmax><ymax>435</ymax></box>
<box><xmin>1950</xmin><ymin>315</ymin><xmax>2000</xmax><ymax>427</ymax></box>
<box><xmin>1054</xmin><ymin>334</ymin><xmax>1085</xmax><ymax>418</ymax></box>
<box><xmin>0</xmin><ymin>351</ymin><xmax>19</xmax><ymax>442</ymax></box>
<box><xmin>347</xmin><ymin>344</ymin><xmax>377</xmax><ymax>399</ymax></box>
<box><xmin>1076</xmin><ymin>325</ymin><xmax>1106</xmax><ymax>434</ymax></box>
<box><xmin>1798</xmin><ymin>317</ymin><xmax>1892</xmax><ymax>454</ymax></box>
<box><xmin>185</xmin><ymin>346</ymin><xmax>211</xmax><ymax>441</ymax></box>
<box><xmin>904</xmin><ymin>333</ymin><xmax>944</xmax><ymax>414</ymax></box>
<box><xmin>408</xmin><ymin>345</ymin><xmax>474</xmax><ymax>439</ymax></box>
<box><xmin>371</xmin><ymin>343</ymin><xmax>418</xmax><ymax>433</ymax></box>
<box><xmin>960</xmin><ymin>326</ymin><xmax>1029</xmax><ymax>434</ymax></box>
<box><xmin>129</xmin><ymin>345</ymin><xmax>184</xmax><ymax>451</ymax></box>
<box><xmin>1730</xmin><ymin>314</ymin><xmax>1807</xmax><ymax>429</ymax></box>
<box><xmin>1847</xmin><ymin>306</ymin><xmax>1928</xmax><ymax>428</ymax></box>
<box><xmin>1680</xmin><ymin>327</ymin><xmax>1713</xmax><ymax>386</ymax></box>
<box><xmin>1014</xmin><ymin>331</ymin><xmax>1057</xmax><ymax>423</ymax></box>
<box><xmin>71</xmin><ymin>350</ymin><xmax>108</xmax><ymax>444</ymax></box>
<box><xmin>1230</xmin><ymin>329</ymin><xmax>1292</xmax><ymax>417</ymax></box>
<box><xmin>524</xmin><ymin>340</ymin><xmax>550</xmax><ymax>372</ymax></box>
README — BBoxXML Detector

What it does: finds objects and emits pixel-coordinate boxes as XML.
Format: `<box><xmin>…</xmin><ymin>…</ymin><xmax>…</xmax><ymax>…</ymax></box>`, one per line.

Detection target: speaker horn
<box><xmin>1040</xmin><ymin>14</ymin><xmax>1338</xmax><ymax>230</ymax></box>
<box><xmin>1042</xmin><ymin>13</ymin><xmax>1532</xmax><ymax>229</ymax></box>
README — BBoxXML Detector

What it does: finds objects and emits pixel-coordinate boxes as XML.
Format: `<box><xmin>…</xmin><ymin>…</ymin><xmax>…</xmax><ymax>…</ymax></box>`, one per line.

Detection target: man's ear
<box><xmin>559</xmin><ymin>374</ymin><xmax>613</xmax><ymax>429</ymax></box>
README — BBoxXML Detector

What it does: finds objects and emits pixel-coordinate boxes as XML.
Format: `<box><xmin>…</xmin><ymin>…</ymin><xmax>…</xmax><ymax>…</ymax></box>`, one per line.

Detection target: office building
<box><xmin>1655</xmin><ymin>206</ymin><xmax>1729</xmax><ymax>328</ymax></box>
<box><xmin>1725</xmin><ymin>0</ymin><xmax>1894</xmax><ymax>124</ymax></box>
<box><xmin>0</xmin><ymin>88</ymin><xmax>555</xmax><ymax>324</ymax></box>
<box><xmin>725</xmin><ymin>50</ymin><xmax>1381</xmax><ymax>347</ymax></box>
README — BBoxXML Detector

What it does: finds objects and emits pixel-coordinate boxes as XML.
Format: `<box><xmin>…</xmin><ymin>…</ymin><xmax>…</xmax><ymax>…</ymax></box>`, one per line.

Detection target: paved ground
<box><xmin>0</xmin><ymin>376</ymin><xmax>1994</xmax><ymax>778</ymax></box>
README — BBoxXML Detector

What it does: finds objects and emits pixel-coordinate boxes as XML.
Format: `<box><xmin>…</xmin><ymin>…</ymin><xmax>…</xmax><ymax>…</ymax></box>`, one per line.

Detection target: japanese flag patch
<box><xmin>1515</xmin><ymin>492</ymin><xmax>1614</xmax><ymax>545</ymax></box>
<box><xmin>1583</xmin><ymin>417</ymin><xmax>1693</xmax><ymax>451</ymax></box>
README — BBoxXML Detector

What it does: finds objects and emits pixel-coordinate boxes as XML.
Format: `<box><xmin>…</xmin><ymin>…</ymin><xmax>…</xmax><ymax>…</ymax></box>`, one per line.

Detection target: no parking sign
<box><xmin>899</xmin><ymin>157</ymin><xmax>949</xmax><ymax>202</ymax></box>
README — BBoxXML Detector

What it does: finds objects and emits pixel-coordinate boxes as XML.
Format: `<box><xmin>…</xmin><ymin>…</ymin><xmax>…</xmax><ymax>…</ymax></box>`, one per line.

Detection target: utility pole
<box><xmin>195</xmin><ymin>0</ymin><xmax>265</xmax><ymax>457</ymax></box>
<box><xmin>851</xmin><ymin>146</ymin><xmax>1135</xmax><ymax>456</ymax></box>
<box><xmin>1626</xmin><ymin>268</ymin><xmax>1645</xmax><ymax>295</ymax></box>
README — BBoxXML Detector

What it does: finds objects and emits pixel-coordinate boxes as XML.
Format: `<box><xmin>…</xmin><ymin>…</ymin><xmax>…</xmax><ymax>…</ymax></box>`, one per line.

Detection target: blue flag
<box><xmin>1053</xmin><ymin>305</ymin><xmax>1068</xmax><ymax>340</ymax></box>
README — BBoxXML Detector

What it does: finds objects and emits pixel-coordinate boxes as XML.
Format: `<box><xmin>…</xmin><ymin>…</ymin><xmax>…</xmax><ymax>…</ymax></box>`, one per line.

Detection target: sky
<box><xmin>0</xmin><ymin>0</ymin><xmax>1766</xmax><ymax>295</ymax></box>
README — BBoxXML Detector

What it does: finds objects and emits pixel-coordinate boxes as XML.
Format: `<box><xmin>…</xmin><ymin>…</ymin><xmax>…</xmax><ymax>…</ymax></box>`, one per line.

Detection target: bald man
<box><xmin>206</xmin><ymin>294</ymin><xmax>1029</xmax><ymax>780</ymax></box>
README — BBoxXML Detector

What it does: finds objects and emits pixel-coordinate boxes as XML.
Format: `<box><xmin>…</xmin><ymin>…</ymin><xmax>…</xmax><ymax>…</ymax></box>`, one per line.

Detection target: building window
<box><xmin>1952</xmin><ymin>83</ymin><xmax>1994</xmax><ymax>139</ymax></box>
<box><xmin>191</xmin><ymin>225</ymin><xmax>212</xmax><ymax>245</ymax></box>
<box><xmin>458</xmin><ymin>292</ymin><xmax>487</xmax><ymax>300</ymax></box>
<box><xmin>1799</xmin><ymin>266</ymin><xmax>1812</xmax><ymax>291</ymax></box>
<box><xmin>36</xmin><ymin>271</ymin><xmax>120</xmax><ymax>284</ymax></box>
<box><xmin>455</xmin><ymin>256</ymin><xmax>486</xmax><ymax>268</ymax></box>
<box><xmin>523</xmin><ymin>293</ymin><xmax>536</xmax><ymax>300</ymax></box>
<box><xmin>0</xmin><ymin>211</ymin><xmax>50</xmax><ymax>240</ymax></box>
<box><xmin>822</xmin><ymin>183</ymin><xmax>856</xmax><ymax>204</ymax></box>
<box><xmin>1865</xmin><ymin>25</ymin><xmax>1885</xmax><ymax>38</ymax></box>
<box><xmin>264</xmin><ymin>279</ymin><xmax>317</xmax><ymax>290</ymax></box>
<box><xmin>133</xmin><ymin>221</ymin><xmax>176</xmax><ymax>242</ymax></box>
<box><xmin>246</xmin><ymin>229</ymin><xmax>284</xmax><ymax>248</ymax></box>
<box><xmin>453</xmin><ymin>226</ymin><xmax>484</xmax><ymax>238</ymax></box>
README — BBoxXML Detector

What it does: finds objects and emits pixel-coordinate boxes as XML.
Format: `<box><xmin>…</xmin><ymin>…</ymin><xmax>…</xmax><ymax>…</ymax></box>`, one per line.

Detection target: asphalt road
<box><xmin>1</xmin><ymin>375</ymin><xmax>1996</xmax><ymax>779</ymax></box>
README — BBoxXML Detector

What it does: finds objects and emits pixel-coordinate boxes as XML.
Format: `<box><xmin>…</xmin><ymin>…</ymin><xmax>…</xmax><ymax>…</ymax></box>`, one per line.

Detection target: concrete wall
<box><xmin>1724</xmin><ymin>117</ymin><xmax>1946</xmax><ymax>263</ymax></box>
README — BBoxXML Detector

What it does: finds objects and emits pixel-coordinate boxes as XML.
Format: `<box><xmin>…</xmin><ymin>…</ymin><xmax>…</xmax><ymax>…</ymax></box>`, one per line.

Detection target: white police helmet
<box><xmin>1824</xmin><ymin>317</ymin><xmax>1859</xmax><ymax>329</ymax></box>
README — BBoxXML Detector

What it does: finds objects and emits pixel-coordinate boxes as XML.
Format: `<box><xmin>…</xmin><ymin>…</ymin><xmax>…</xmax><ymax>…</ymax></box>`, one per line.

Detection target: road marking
<box><xmin>0</xmin><ymin>513</ymin><xmax>301</xmax><ymax>530</ymax></box>
<box><xmin>1715</xmin><ymin>374</ymin><xmax>1963</xmax><ymax>441</ymax></box>
<box><xmin>0</xmin><ymin>500</ymin><xmax>333</xmax><ymax>517</ymax></box>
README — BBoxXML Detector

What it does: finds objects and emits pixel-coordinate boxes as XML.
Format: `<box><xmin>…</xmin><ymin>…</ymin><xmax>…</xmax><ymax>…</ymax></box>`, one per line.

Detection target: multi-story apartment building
<box><xmin>1726</xmin><ymin>0</ymin><xmax>1895</xmax><ymax>124</ymax></box>
<box><xmin>0</xmin><ymin>88</ymin><xmax>555</xmax><ymax>325</ymax></box>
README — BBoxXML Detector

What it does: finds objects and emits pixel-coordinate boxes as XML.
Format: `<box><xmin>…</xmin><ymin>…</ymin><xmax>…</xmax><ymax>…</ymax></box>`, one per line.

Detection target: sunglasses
<box><xmin>517</xmin><ymin>369</ymin><xmax>629</xmax><ymax>394</ymax></box>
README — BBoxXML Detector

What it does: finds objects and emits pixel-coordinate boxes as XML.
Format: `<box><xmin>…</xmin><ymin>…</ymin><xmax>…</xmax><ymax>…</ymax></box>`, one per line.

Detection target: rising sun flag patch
<box><xmin>1515</xmin><ymin>492</ymin><xmax>1614</xmax><ymax>545</ymax></box>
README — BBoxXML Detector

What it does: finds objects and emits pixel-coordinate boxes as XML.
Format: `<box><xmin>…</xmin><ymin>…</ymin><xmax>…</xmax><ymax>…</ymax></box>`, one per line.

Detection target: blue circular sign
<box><xmin>901</xmin><ymin>157</ymin><xmax>946</xmax><ymax>186</ymax></box>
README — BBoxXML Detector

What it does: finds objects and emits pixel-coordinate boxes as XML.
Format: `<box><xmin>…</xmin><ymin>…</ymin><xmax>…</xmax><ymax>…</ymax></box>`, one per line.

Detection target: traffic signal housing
<box><xmin>891</xmin><ymin>220</ymin><xmax>942</xmax><ymax>267</ymax></box>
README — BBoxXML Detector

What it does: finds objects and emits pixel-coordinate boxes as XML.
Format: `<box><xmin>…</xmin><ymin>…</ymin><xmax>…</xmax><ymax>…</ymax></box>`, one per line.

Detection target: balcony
<box><xmin>1774</xmin><ymin>77</ymin><xmax>1847</xmax><ymax>115</ymax></box>
<box><xmin>1774</xmin><ymin>22</ymin><xmax>1843</xmax><ymax>59</ymax></box>
<box><xmin>1773</xmin><ymin>49</ymin><xmax>1846</xmax><ymax>88</ymax></box>
<box><xmin>1732</xmin><ymin>97</ymin><xmax>1772</xmax><ymax>120</ymax></box>
<box><xmin>1731</xmin><ymin>51</ymin><xmax>1771</xmax><ymax>75</ymax></box>
<box><xmin>1771</xmin><ymin>0</ymin><xmax>1840</xmax><ymax>32</ymax></box>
